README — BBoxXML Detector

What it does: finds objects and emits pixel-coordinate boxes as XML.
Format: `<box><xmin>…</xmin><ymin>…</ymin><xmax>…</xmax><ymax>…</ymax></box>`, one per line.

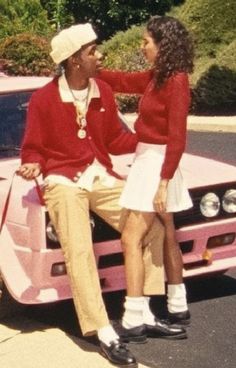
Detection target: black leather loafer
<box><xmin>113</xmin><ymin>321</ymin><xmax>147</xmax><ymax>343</ymax></box>
<box><xmin>145</xmin><ymin>319</ymin><xmax>187</xmax><ymax>339</ymax></box>
<box><xmin>167</xmin><ymin>310</ymin><xmax>191</xmax><ymax>326</ymax></box>
<box><xmin>100</xmin><ymin>341</ymin><xmax>138</xmax><ymax>367</ymax></box>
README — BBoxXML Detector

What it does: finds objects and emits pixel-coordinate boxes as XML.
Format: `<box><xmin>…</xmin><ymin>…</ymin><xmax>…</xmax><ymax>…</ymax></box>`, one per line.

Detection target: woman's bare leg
<box><xmin>158</xmin><ymin>212</ymin><xmax>189</xmax><ymax>321</ymax></box>
<box><xmin>119</xmin><ymin>210</ymin><xmax>187</xmax><ymax>336</ymax></box>
<box><xmin>121</xmin><ymin>210</ymin><xmax>156</xmax><ymax>329</ymax></box>
<box><xmin>121</xmin><ymin>210</ymin><xmax>156</xmax><ymax>296</ymax></box>
<box><xmin>158</xmin><ymin>212</ymin><xmax>183</xmax><ymax>284</ymax></box>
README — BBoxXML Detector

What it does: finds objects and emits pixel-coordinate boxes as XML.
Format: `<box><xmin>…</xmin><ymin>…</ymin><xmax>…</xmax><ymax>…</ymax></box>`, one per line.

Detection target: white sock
<box><xmin>167</xmin><ymin>283</ymin><xmax>188</xmax><ymax>313</ymax></box>
<box><xmin>122</xmin><ymin>296</ymin><xmax>145</xmax><ymax>329</ymax></box>
<box><xmin>97</xmin><ymin>324</ymin><xmax>119</xmax><ymax>346</ymax></box>
<box><xmin>143</xmin><ymin>297</ymin><xmax>156</xmax><ymax>325</ymax></box>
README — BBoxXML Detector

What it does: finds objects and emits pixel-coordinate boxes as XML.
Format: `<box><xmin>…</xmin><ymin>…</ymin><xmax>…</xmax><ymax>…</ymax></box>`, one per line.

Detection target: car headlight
<box><xmin>200</xmin><ymin>192</ymin><xmax>220</xmax><ymax>217</ymax></box>
<box><xmin>46</xmin><ymin>220</ymin><xmax>59</xmax><ymax>242</ymax></box>
<box><xmin>222</xmin><ymin>189</ymin><xmax>236</xmax><ymax>213</ymax></box>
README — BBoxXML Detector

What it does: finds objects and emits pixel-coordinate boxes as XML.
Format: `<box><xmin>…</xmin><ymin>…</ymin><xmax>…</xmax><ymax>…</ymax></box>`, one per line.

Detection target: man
<box><xmin>18</xmin><ymin>23</ymin><xmax>185</xmax><ymax>367</ymax></box>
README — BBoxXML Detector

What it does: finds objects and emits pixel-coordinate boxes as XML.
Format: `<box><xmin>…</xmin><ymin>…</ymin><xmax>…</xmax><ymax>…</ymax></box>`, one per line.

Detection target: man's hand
<box><xmin>17</xmin><ymin>163</ymin><xmax>42</xmax><ymax>180</ymax></box>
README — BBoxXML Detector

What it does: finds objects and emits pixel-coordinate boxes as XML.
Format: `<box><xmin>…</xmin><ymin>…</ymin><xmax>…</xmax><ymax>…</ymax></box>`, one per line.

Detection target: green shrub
<box><xmin>101</xmin><ymin>25</ymin><xmax>146</xmax><ymax>70</ymax></box>
<box><xmin>191</xmin><ymin>65</ymin><xmax>236</xmax><ymax>115</ymax></box>
<box><xmin>0</xmin><ymin>33</ymin><xmax>54</xmax><ymax>76</ymax></box>
<box><xmin>169</xmin><ymin>0</ymin><xmax>236</xmax><ymax>58</ymax></box>
<box><xmin>191</xmin><ymin>41</ymin><xmax>236</xmax><ymax>115</ymax></box>
<box><xmin>218</xmin><ymin>40</ymin><xmax>236</xmax><ymax>71</ymax></box>
<box><xmin>101</xmin><ymin>25</ymin><xmax>147</xmax><ymax>112</ymax></box>
<box><xmin>170</xmin><ymin>0</ymin><xmax>236</xmax><ymax>115</ymax></box>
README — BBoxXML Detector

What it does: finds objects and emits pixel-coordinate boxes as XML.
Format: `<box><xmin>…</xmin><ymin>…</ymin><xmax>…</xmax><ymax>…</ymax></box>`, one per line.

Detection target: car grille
<box><xmin>174</xmin><ymin>182</ymin><xmax>236</xmax><ymax>229</ymax></box>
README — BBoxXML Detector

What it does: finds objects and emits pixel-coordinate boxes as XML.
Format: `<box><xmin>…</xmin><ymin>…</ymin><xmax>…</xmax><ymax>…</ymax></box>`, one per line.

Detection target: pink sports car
<box><xmin>0</xmin><ymin>76</ymin><xmax>236</xmax><ymax>318</ymax></box>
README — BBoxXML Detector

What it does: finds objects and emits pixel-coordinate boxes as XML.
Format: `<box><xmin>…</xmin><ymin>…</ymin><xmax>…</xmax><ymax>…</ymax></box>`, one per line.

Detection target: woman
<box><xmin>99</xmin><ymin>15</ymin><xmax>194</xmax><ymax>335</ymax></box>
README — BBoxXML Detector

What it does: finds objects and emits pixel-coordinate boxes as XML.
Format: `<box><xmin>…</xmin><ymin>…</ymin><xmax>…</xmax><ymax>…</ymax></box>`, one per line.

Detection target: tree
<box><xmin>0</xmin><ymin>0</ymin><xmax>52</xmax><ymax>40</ymax></box>
<box><xmin>63</xmin><ymin>0</ymin><xmax>173</xmax><ymax>40</ymax></box>
<box><xmin>40</xmin><ymin>0</ymin><xmax>74</xmax><ymax>31</ymax></box>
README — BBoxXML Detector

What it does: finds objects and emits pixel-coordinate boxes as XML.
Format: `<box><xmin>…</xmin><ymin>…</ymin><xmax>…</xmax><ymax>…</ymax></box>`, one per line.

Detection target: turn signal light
<box><xmin>51</xmin><ymin>262</ymin><xmax>67</xmax><ymax>276</ymax></box>
<box><xmin>207</xmin><ymin>233</ymin><xmax>235</xmax><ymax>249</ymax></box>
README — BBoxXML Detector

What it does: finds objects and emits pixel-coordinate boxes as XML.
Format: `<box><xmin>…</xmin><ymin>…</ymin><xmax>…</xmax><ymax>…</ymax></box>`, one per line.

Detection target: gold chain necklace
<box><xmin>68</xmin><ymin>81</ymin><xmax>91</xmax><ymax>139</ymax></box>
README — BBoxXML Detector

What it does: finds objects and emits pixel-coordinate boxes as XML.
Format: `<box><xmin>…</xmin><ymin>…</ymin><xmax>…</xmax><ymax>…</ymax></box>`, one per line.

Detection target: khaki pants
<box><xmin>43</xmin><ymin>178</ymin><xmax>164</xmax><ymax>336</ymax></box>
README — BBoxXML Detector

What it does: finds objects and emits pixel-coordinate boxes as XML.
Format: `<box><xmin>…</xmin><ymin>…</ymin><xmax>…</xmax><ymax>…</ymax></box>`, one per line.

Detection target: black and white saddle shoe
<box><xmin>113</xmin><ymin>321</ymin><xmax>147</xmax><ymax>344</ymax></box>
<box><xmin>100</xmin><ymin>340</ymin><xmax>138</xmax><ymax>367</ymax></box>
<box><xmin>145</xmin><ymin>318</ymin><xmax>187</xmax><ymax>339</ymax></box>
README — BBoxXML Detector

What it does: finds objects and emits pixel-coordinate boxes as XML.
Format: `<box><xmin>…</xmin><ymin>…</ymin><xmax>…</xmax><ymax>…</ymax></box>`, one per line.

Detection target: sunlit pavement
<box><xmin>0</xmin><ymin>316</ymin><xmax>150</xmax><ymax>368</ymax></box>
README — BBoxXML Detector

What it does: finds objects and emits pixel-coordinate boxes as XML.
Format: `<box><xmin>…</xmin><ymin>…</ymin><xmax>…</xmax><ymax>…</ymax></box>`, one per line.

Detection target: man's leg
<box><xmin>43</xmin><ymin>183</ymin><xmax>110</xmax><ymax>335</ymax></box>
<box><xmin>43</xmin><ymin>182</ymin><xmax>138</xmax><ymax>366</ymax></box>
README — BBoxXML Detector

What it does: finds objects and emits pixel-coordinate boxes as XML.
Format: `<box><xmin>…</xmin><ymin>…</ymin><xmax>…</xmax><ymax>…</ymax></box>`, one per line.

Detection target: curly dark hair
<box><xmin>146</xmin><ymin>15</ymin><xmax>194</xmax><ymax>88</ymax></box>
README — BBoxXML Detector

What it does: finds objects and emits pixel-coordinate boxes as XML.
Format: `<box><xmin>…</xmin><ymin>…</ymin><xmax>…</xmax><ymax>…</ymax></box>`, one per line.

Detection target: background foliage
<box><xmin>0</xmin><ymin>0</ymin><xmax>235</xmax><ymax>115</ymax></box>
<box><xmin>101</xmin><ymin>0</ymin><xmax>236</xmax><ymax>115</ymax></box>
<box><xmin>0</xmin><ymin>33</ymin><xmax>53</xmax><ymax>76</ymax></box>
<box><xmin>100</xmin><ymin>25</ymin><xmax>147</xmax><ymax>112</ymax></box>
<box><xmin>170</xmin><ymin>0</ymin><xmax>236</xmax><ymax>58</ymax></box>
<box><xmin>171</xmin><ymin>0</ymin><xmax>236</xmax><ymax>114</ymax></box>
<box><xmin>40</xmin><ymin>0</ymin><xmax>74</xmax><ymax>31</ymax></box>
<box><xmin>63</xmin><ymin>0</ymin><xmax>174</xmax><ymax>40</ymax></box>
<box><xmin>0</xmin><ymin>0</ymin><xmax>51</xmax><ymax>40</ymax></box>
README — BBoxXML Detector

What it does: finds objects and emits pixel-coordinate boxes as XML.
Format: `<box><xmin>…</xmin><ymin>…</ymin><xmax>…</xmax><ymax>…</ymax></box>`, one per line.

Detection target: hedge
<box><xmin>0</xmin><ymin>33</ymin><xmax>53</xmax><ymax>76</ymax></box>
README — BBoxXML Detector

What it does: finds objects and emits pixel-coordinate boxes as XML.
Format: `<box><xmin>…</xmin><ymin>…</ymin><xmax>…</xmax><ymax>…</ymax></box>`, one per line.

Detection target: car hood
<box><xmin>0</xmin><ymin>76</ymin><xmax>51</xmax><ymax>93</ymax></box>
<box><xmin>1</xmin><ymin>154</ymin><xmax>235</xmax><ymax>190</ymax></box>
<box><xmin>111</xmin><ymin>153</ymin><xmax>236</xmax><ymax>189</ymax></box>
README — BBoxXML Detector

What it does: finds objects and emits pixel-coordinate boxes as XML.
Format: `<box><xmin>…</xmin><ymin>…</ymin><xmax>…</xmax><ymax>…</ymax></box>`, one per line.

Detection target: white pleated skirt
<box><xmin>119</xmin><ymin>142</ymin><xmax>193</xmax><ymax>213</ymax></box>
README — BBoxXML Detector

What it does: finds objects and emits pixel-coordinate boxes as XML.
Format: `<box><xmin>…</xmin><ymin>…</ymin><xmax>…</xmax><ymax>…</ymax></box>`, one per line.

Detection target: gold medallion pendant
<box><xmin>78</xmin><ymin>129</ymin><xmax>86</xmax><ymax>139</ymax></box>
<box><xmin>67</xmin><ymin>79</ymin><xmax>91</xmax><ymax>140</ymax></box>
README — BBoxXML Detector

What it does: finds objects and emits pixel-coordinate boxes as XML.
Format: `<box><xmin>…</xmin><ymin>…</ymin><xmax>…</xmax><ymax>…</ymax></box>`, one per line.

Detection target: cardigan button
<box><xmin>73</xmin><ymin>176</ymin><xmax>78</xmax><ymax>182</ymax></box>
<box><xmin>76</xmin><ymin>171</ymin><xmax>82</xmax><ymax>177</ymax></box>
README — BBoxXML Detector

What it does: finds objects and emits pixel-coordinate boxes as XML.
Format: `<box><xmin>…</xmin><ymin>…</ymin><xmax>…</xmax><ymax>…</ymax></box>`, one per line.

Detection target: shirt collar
<box><xmin>58</xmin><ymin>73</ymin><xmax>100</xmax><ymax>103</ymax></box>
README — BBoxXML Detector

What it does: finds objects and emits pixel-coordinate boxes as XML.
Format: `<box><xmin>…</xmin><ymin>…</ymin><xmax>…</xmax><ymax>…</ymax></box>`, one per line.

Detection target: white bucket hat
<box><xmin>50</xmin><ymin>23</ymin><xmax>97</xmax><ymax>64</ymax></box>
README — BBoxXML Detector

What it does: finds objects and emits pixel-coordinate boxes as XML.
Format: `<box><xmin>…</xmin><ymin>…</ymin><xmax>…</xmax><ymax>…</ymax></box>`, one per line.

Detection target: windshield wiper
<box><xmin>0</xmin><ymin>145</ymin><xmax>21</xmax><ymax>152</ymax></box>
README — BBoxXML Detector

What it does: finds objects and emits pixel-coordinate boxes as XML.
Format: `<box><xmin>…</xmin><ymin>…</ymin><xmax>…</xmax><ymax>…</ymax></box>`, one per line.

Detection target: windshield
<box><xmin>0</xmin><ymin>91</ymin><xmax>32</xmax><ymax>158</ymax></box>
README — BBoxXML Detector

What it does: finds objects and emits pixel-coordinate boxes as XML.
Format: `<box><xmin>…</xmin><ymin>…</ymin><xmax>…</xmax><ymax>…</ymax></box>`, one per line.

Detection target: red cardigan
<box><xmin>99</xmin><ymin>69</ymin><xmax>190</xmax><ymax>179</ymax></box>
<box><xmin>21</xmin><ymin>77</ymin><xmax>137</xmax><ymax>180</ymax></box>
